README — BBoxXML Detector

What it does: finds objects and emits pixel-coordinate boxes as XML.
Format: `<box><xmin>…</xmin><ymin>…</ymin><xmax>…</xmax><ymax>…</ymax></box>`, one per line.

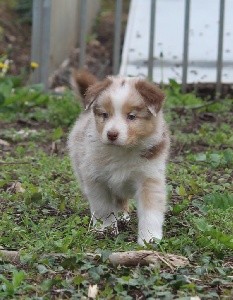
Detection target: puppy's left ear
<box><xmin>135</xmin><ymin>80</ymin><xmax>165</xmax><ymax>116</ymax></box>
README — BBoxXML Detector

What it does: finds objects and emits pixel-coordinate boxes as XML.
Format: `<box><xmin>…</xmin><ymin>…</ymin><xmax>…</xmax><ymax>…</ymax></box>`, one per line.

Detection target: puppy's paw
<box><xmin>137</xmin><ymin>230</ymin><xmax>162</xmax><ymax>246</ymax></box>
<box><xmin>138</xmin><ymin>236</ymin><xmax>162</xmax><ymax>247</ymax></box>
<box><xmin>138</xmin><ymin>210</ymin><xmax>164</xmax><ymax>246</ymax></box>
<box><xmin>117</xmin><ymin>211</ymin><xmax>130</xmax><ymax>224</ymax></box>
<box><xmin>93</xmin><ymin>221</ymin><xmax>119</xmax><ymax>238</ymax></box>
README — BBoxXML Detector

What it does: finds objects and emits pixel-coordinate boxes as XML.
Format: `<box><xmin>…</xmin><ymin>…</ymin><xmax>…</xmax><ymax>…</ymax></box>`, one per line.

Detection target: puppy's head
<box><xmin>85</xmin><ymin>77</ymin><xmax>165</xmax><ymax>146</ymax></box>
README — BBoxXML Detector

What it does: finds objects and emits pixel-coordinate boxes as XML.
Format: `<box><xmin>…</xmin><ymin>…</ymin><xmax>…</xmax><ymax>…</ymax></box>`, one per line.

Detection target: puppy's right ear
<box><xmin>70</xmin><ymin>69</ymin><xmax>98</xmax><ymax>108</ymax></box>
<box><xmin>85</xmin><ymin>78</ymin><xmax>112</xmax><ymax>110</ymax></box>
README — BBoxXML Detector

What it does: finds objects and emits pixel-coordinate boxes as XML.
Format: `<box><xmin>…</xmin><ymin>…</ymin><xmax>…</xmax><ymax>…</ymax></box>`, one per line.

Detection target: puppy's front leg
<box><xmin>137</xmin><ymin>178</ymin><xmax>166</xmax><ymax>245</ymax></box>
<box><xmin>84</xmin><ymin>181</ymin><xmax>118</xmax><ymax>233</ymax></box>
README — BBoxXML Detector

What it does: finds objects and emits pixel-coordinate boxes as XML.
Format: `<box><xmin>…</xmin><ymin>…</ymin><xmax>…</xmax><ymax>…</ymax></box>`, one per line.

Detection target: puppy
<box><xmin>68</xmin><ymin>71</ymin><xmax>170</xmax><ymax>245</ymax></box>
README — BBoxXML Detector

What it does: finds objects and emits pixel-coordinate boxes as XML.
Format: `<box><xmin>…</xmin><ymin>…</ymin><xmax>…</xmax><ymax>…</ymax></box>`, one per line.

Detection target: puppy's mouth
<box><xmin>101</xmin><ymin>138</ymin><xmax>138</xmax><ymax>148</ymax></box>
<box><xmin>103</xmin><ymin>139</ymin><xmax>124</xmax><ymax>147</ymax></box>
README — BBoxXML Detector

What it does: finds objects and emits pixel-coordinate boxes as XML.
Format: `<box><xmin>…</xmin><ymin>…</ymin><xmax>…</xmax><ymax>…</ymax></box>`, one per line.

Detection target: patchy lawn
<box><xmin>0</xmin><ymin>76</ymin><xmax>233</xmax><ymax>299</ymax></box>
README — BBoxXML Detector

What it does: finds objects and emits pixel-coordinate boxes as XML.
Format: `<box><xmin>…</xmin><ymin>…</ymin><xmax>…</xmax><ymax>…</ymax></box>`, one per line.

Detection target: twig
<box><xmin>0</xmin><ymin>161</ymin><xmax>32</xmax><ymax>165</ymax></box>
<box><xmin>0</xmin><ymin>249</ymin><xmax>20</xmax><ymax>263</ymax></box>
<box><xmin>0</xmin><ymin>249</ymin><xmax>188</xmax><ymax>269</ymax></box>
<box><xmin>108</xmin><ymin>250</ymin><xmax>188</xmax><ymax>268</ymax></box>
<box><xmin>153</xmin><ymin>252</ymin><xmax>175</xmax><ymax>270</ymax></box>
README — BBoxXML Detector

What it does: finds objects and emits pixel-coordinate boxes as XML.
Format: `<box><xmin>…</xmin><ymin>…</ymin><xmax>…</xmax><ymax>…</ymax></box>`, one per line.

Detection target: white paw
<box><xmin>137</xmin><ymin>229</ymin><xmax>162</xmax><ymax>246</ymax></box>
<box><xmin>137</xmin><ymin>210</ymin><xmax>164</xmax><ymax>246</ymax></box>
<box><xmin>93</xmin><ymin>214</ymin><xmax>119</xmax><ymax>236</ymax></box>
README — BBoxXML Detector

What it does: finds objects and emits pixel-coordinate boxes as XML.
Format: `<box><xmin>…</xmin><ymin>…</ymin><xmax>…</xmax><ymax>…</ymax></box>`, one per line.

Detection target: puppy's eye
<box><xmin>127</xmin><ymin>113</ymin><xmax>136</xmax><ymax>121</ymax></box>
<box><xmin>102</xmin><ymin>112</ymin><xmax>109</xmax><ymax>119</ymax></box>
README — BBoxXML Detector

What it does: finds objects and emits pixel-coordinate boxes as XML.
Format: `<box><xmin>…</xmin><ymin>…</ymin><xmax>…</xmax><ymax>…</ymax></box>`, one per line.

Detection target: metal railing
<box><xmin>32</xmin><ymin>0</ymin><xmax>229</xmax><ymax>95</ymax></box>
<box><xmin>147</xmin><ymin>0</ymin><xmax>227</xmax><ymax>95</ymax></box>
<box><xmin>78</xmin><ymin>0</ymin><xmax>228</xmax><ymax>96</ymax></box>
<box><xmin>78</xmin><ymin>0</ymin><xmax>123</xmax><ymax>75</ymax></box>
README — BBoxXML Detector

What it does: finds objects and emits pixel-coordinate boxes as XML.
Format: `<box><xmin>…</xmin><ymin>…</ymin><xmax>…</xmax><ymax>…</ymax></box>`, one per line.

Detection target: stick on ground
<box><xmin>109</xmin><ymin>250</ymin><xmax>188</xmax><ymax>269</ymax></box>
<box><xmin>0</xmin><ymin>249</ymin><xmax>188</xmax><ymax>269</ymax></box>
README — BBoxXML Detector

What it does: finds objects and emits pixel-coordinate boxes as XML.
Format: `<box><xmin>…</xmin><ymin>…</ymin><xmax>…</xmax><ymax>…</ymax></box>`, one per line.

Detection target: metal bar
<box><xmin>113</xmin><ymin>0</ymin><xmax>123</xmax><ymax>75</ymax></box>
<box><xmin>182</xmin><ymin>0</ymin><xmax>191</xmax><ymax>93</ymax></box>
<box><xmin>31</xmin><ymin>0</ymin><xmax>51</xmax><ymax>89</ymax></box>
<box><xmin>79</xmin><ymin>0</ymin><xmax>88</xmax><ymax>68</ymax></box>
<box><xmin>31</xmin><ymin>0</ymin><xmax>43</xmax><ymax>83</ymax></box>
<box><xmin>216</xmin><ymin>0</ymin><xmax>225</xmax><ymax>98</ymax></box>
<box><xmin>148</xmin><ymin>0</ymin><xmax>156</xmax><ymax>81</ymax></box>
<box><xmin>40</xmin><ymin>0</ymin><xmax>52</xmax><ymax>90</ymax></box>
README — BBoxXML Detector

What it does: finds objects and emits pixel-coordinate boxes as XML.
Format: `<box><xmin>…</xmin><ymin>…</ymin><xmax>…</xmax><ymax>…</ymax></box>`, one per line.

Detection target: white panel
<box><xmin>120</xmin><ymin>0</ymin><xmax>233</xmax><ymax>84</ymax></box>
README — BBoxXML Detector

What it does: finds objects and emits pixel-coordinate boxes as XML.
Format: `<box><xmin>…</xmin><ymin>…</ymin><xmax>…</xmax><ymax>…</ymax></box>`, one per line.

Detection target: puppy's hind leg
<box><xmin>84</xmin><ymin>181</ymin><xmax>119</xmax><ymax>234</ymax></box>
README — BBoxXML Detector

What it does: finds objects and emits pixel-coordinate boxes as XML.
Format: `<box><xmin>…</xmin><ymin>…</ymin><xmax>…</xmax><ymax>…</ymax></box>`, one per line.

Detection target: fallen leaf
<box><xmin>0</xmin><ymin>139</ymin><xmax>10</xmax><ymax>147</ymax></box>
<box><xmin>88</xmin><ymin>284</ymin><xmax>98</xmax><ymax>299</ymax></box>
<box><xmin>17</xmin><ymin>129</ymin><xmax>37</xmax><ymax>138</ymax></box>
<box><xmin>7</xmin><ymin>182</ymin><xmax>25</xmax><ymax>193</ymax></box>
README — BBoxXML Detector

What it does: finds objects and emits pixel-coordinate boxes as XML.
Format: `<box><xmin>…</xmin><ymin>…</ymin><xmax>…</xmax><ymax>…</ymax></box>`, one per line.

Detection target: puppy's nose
<box><xmin>107</xmin><ymin>131</ymin><xmax>119</xmax><ymax>141</ymax></box>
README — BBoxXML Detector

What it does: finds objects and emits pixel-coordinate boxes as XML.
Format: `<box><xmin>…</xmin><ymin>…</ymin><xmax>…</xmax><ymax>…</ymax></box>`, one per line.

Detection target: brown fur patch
<box><xmin>121</xmin><ymin>100</ymin><xmax>156</xmax><ymax>145</ymax></box>
<box><xmin>94</xmin><ymin>115</ymin><xmax>105</xmax><ymax>135</ymax></box>
<box><xmin>85</xmin><ymin>78</ymin><xmax>112</xmax><ymax>109</ymax></box>
<box><xmin>116</xmin><ymin>198</ymin><xmax>129</xmax><ymax>212</ymax></box>
<box><xmin>93</xmin><ymin>97</ymin><xmax>114</xmax><ymax>135</ymax></box>
<box><xmin>72</xmin><ymin>69</ymin><xmax>97</xmax><ymax>105</ymax></box>
<box><xmin>122</xmin><ymin>101</ymin><xmax>152</xmax><ymax>120</ymax></box>
<box><xmin>141</xmin><ymin>138</ymin><xmax>169</xmax><ymax>159</ymax></box>
<box><xmin>102</xmin><ymin>97</ymin><xmax>114</xmax><ymax>115</ymax></box>
<box><xmin>135</xmin><ymin>80</ymin><xmax>165</xmax><ymax>113</ymax></box>
<box><xmin>93</xmin><ymin>97</ymin><xmax>114</xmax><ymax>116</ymax></box>
<box><xmin>127</xmin><ymin>118</ymin><xmax>155</xmax><ymax>145</ymax></box>
<box><xmin>141</xmin><ymin>178</ymin><xmax>166</xmax><ymax>210</ymax></box>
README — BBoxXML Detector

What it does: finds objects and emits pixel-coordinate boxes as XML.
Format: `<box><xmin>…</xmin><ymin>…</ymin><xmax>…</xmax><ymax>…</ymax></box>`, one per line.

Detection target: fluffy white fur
<box><xmin>68</xmin><ymin>76</ymin><xmax>169</xmax><ymax>245</ymax></box>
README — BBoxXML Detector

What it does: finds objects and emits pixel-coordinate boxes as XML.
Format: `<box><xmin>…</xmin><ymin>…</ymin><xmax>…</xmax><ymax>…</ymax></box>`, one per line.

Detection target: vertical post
<box><xmin>216</xmin><ymin>0</ymin><xmax>225</xmax><ymax>98</ymax></box>
<box><xmin>79</xmin><ymin>0</ymin><xmax>88</xmax><ymax>68</ymax></box>
<box><xmin>40</xmin><ymin>0</ymin><xmax>52</xmax><ymax>90</ymax></box>
<box><xmin>182</xmin><ymin>0</ymin><xmax>191</xmax><ymax>93</ymax></box>
<box><xmin>113</xmin><ymin>0</ymin><xmax>123</xmax><ymax>75</ymax></box>
<box><xmin>31</xmin><ymin>0</ymin><xmax>52</xmax><ymax>89</ymax></box>
<box><xmin>148</xmin><ymin>0</ymin><xmax>156</xmax><ymax>81</ymax></box>
<box><xmin>31</xmin><ymin>0</ymin><xmax>42</xmax><ymax>84</ymax></box>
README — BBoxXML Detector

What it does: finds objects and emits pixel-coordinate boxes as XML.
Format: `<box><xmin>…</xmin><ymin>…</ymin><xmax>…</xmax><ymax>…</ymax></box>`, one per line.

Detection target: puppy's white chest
<box><xmin>100</xmin><ymin>160</ymin><xmax>138</xmax><ymax>197</ymax></box>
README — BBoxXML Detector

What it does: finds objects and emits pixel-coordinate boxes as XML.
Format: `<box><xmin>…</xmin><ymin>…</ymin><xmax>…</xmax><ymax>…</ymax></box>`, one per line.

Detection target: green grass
<box><xmin>0</xmin><ymin>76</ymin><xmax>233</xmax><ymax>299</ymax></box>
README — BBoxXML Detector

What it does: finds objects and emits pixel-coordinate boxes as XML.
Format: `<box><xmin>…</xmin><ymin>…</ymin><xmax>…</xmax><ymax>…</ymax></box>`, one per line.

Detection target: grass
<box><xmin>0</xmin><ymin>76</ymin><xmax>233</xmax><ymax>299</ymax></box>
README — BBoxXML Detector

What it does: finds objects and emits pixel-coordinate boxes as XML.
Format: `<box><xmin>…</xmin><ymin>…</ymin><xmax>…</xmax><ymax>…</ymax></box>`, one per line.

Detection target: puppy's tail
<box><xmin>70</xmin><ymin>69</ymin><xmax>98</xmax><ymax>107</ymax></box>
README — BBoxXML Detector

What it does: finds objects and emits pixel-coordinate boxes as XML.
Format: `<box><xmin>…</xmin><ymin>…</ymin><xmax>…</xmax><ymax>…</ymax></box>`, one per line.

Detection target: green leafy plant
<box><xmin>0</xmin><ymin>270</ymin><xmax>27</xmax><ymax>297</ymax></box>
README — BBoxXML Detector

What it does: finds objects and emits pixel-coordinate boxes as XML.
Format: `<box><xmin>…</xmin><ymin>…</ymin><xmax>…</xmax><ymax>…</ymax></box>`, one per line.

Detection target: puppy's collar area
<box><xmin>140</xmin><ymin>139</ymin><xmax>166</xmax><ymax>159</ymax></box>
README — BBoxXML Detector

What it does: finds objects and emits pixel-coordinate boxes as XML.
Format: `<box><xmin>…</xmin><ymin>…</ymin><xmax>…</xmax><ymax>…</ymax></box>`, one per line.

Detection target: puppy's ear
<box><xmin>70</xmin><ymin>69</ymin><xmax>98</xmax><ymax>108</ymax></box>
<box><xmin>85</xmin><ymin>78</ymin><xmax>112</xmax><ymax>110</ymax></box>
<box><xmin>135</xmin><ymin>80</ymin><xmax>165</xmax><ymax>116</ymax></box>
